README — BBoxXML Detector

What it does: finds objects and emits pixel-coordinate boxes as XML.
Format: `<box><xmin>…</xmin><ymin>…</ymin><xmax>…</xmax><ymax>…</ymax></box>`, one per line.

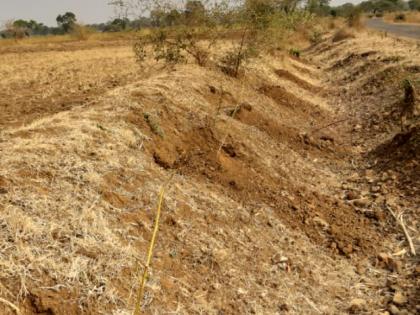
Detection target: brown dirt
<box><xmin>275</xmin><ymin>69</ymin><xmax>322</xmax><ymax>93</ymax></box>
<box><xmin>0</xmin><ymin>43</ymin><xmax>141</xmax><ymax>128</ymax></box>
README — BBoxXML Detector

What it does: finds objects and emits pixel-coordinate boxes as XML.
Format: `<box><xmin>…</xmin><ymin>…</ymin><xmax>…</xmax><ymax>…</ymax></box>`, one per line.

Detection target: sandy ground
<box><xmin>0</xmin><ymin>32</ymin><xmax>418</xmax><ymax>315</ymax></box>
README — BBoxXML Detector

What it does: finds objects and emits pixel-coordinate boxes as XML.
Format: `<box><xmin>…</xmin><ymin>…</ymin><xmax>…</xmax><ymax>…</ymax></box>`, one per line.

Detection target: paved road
<box><xmin>366</xmin><ymin>18</ymin><xmax>420</xmax><ymax>40</ymax></box>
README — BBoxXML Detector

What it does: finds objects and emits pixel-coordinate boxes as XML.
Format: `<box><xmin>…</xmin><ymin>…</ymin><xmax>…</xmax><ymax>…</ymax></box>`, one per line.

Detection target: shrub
<box><xmin>71</xmin><ymin>24</ymin><xmax>95</xmax><ymax>40</ymax></box>
<box><xmin>346</xmin><ymin>8</ymin><xmax>362</xmax><ymax>28</ymax></box>
<box><xmin>394</xmin><ymin>13</ymin><xmax>406</xmax><ymax>22</ymax></box>
<box><xmin>131</xmin><ymin>1</ymin><xmax>321</xmax><ymax>77</ymax></box>
<box><xmin>1</xmin><ymin>21</ymin><xmax>28</xmax><ymax>40</ymax></box>
<box><xmin>133</xmin><ymin>27</ymin><xmax>215</xmax><ymax>67</ymax></box>
<box><xmin>309</xmin><ymin>30</ymin><xmax>322</xmax><ymax>44</ymax></box>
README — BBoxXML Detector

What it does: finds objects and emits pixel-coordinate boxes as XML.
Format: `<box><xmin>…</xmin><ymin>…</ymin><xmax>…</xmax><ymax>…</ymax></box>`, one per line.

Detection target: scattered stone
<box><xmin>389</xmin><ymin>304</ymin><xmax>400</xmax><ymax>315</ymax></box>
<box><xmin>341</xmin><ymin>183</ymin><xmax>350</xmax><ymax>190</ymax></box>
<box><xmin>209</xmin><ymin>85</ymin><xmax>217</xmax><ymax>94</ymax></box>
<box><xmin>349</xmin><ymin>298</ymin><xmax>367</xmax><ymax>313</ymax></box>
<box><xmin>237</xmin><ymin>287</ymin><xmax>247</xmax><ymax>295</ymax></box>
<box><xmin>378</xmin><ymin>252</ymin><xmax>390</xmax><ymax>262</ymax></box>
<box><xmin>341</xmin><ymin>243</ymin><xmax>353</xmax><ymax>256</ymax></box>
<box><xmin>371</xmin><ymin>185</ymin><xmax>381</xmax><ymax>193</ymax></box>
<box><xmin>356</xmin><ymin>260</ymin><xmax>368</xmax><ymax>275</ymax></box>
<box><xmin>240</xmin><ymin>102</ymin><xmax>253</xmax><ymax>111</ymax></box>
<box><xmin>390</xmin><ymin>259</ymin><xmax>403</xmax><ymax>273</ymax></box>
<box><xmin>278</xmin><ymin>304</ymin><xmax>289</xmax><ymax>312</ymax></box>
<box><xmin>378</xmin><ymin>253</ymin><xmax>403</xmax><ymax>273</ymax></box>
<box><xmin>364</xmin><ymin>169</ymin><xmax>376</xmax><ymax>183</ymax></box>
<box><xmin>313</xmin><ymin>216</ymin><xmax>330</xmax><ymax>230</ymax></box>
<box><xmin>372</xmin><ymin>209</ymin><xmax>385</xmax><ymax>221</ymax></box>
<box><xmin>354</xmin><ymin>124</ymin><xmax>362</xmax><ymax>131</ymax></box>
<box><xmin>346</xmin><ymin>191</ymin><xmax>360</xmax><ymax>200</ymax></box>
<box><xmin>320</xmin><ymin>135</ymin><xmax>335</xmax><ymax>142</ymax></box>
<box><xmin>352</xmin><ymin>199</ymin><xmax>370</xmax><ymax>208</ymax></box>
<box><xmin>393</xmin><ymin>292</ymin><xmax>407</xmax><ymax>306</ymax></box>
<box><xmin>271</xmin><ymin>254</ymin><xmax>288</xmax><ymax>265</ymax></box>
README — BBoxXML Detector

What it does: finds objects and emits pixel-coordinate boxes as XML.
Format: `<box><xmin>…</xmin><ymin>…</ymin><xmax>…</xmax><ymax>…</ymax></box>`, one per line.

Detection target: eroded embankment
<box><xmin>0</xmin><ymin>33</ymin><xmax>418</xmax><ymax>315</ymax></box>
<box><xmin>307</xmin><ymin>31</ymin><xmax>419</xmax><ymax>315</ymax></box>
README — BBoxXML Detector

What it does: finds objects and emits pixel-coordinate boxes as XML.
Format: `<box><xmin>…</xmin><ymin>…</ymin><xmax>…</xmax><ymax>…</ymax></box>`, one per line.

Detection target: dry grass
<box><xmin>0</xmin><ymin>42</ymin><xmax>367</xmax><ymax>314</ymax></box>
<box><xmin>0</xmin><ymin>32</ymin><xmax>418</xmax><ymax>314</ymax></box>
<box><xmin>0</xmin><ymin>30</ymin><xmax>148</xmax><ymax>48</ymax></box>
<box><xmin>332</xmin><ymin>28</ymin><xmax>356</xmax><ymax>42</ymax></box>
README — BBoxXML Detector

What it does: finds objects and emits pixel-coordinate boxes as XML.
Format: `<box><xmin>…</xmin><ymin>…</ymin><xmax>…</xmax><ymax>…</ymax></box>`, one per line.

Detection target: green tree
<box><xmin>244</xmin><ymin>0</ymin><xmax>275</xmax><ymax>30</ymax></box>
<box><xmin>408</xmin><ymin>0</ymin><xmax>420</xmax><ymax>10</ymax></box>
<box><xmin>106</xmin><ymin>18</ymin><xmax>130</xmax><ymax>31</ymax></box>
<box><xmin>165</xmin><ymin>9</ymin><xmax>182</xmax><ymax>26</ymax></box>
<box><xmin>307</xmin><ymin>0</ymin><xmax>331</xmax><ymax>15</ymax></box>
<box><xmin>150</xmin><ymin>9</ymin><xmax>166</xmax><ymax>27</ymax></box>
<box><xmin>56</xmin><ymin>12</ymin><xmax>77</xmax><ymax>33</ymax></box>
<box><xmin>185</xmin><ymin>1</ymin><xmax>206</xmax><ymax>25</ymax></box>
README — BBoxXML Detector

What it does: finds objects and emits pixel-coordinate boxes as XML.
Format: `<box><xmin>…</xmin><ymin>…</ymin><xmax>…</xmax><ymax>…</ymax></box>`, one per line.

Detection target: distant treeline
<box><xmin>333</xmin><ymin>0</ymin><xmax>420</xmax><ymax>17</ymax></box>
<box><xmin>0</xmin><ymin>15</ymin><xmax>154</xmax><ymax>39</ymax></box>
<box><xmin>1</xmin><ymin>0</ymin><xmax>419</xmax><ymax>39</ymax></box>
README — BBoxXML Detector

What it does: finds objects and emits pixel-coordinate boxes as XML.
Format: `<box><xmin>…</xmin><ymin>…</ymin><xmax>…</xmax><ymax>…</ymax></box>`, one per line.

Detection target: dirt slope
<box><xmin>0</xmin><ymin>33</ymin><xmax>418</xmax><ymax>314</ymax></box>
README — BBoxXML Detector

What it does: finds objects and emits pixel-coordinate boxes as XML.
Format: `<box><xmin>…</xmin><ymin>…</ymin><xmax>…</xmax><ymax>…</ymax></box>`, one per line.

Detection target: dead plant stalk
<box><xmin>385</xmin><ymin>204</ymin><xmax>416</xmax><ymax>256</ymax></box>
<box><xmin>133</xmin><ymin>186</ymin><xmax>165</xmax><ymax>315</ymax></box>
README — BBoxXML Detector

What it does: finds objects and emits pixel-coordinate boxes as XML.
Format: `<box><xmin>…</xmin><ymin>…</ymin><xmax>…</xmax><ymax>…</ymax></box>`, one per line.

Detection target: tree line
<box><xmin>1</xmin><ymin>0</ymin><xmax>419</xmax><ymax>39</ymax></box>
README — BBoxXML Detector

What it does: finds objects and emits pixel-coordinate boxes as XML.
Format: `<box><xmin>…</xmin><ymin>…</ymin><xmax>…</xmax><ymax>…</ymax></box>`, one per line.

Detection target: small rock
<box><xmin>378</xmin><ymin>252</ymin><xmax>390</xmax><ymax>261</ymax></box>
<box><xmin>393</xmin><ymin>292</ymin><xmax>407</xmax><ymax>306</ymax></box>
<box><xmin>352</xmin><ymin>199</ymin><xmax>370</xmax><ymax>208</ymax></box>
<box><xmin>371</xmin><ymin>185</ymin><xmax>381</xmax><ymax>193</ymax></box>
<box><xmin>237</xmin><ymin>287</ymin><xmax>247</xmax><ymax>295</ymax></box>
<box><xmin>373</xmin><ymin>209</ymin><xmax>385</xmax><ymax>221</ymax></box>
<box><xmin>320</xmin><ymin>135</ymin><xmax>334</xmax><ymax>142</ymax></box>
<box><xmin>271</xmin><ymin>254</ymin><xmax>288</xmax><ymax>265</ymax></box>
<box><xmin>389</xmin><ymin>304</ymin><xmax>400</xmax><ymax>315</ymax></box>
<box><xmin>313</xmin><ymin>216</ymin><xmax>330</xmax><ymax>230</ymax></box>
<box><xmin>349</xmin><ymin>298</ymin><xmax>367</xmax><ymax>313</ymax></box>
<box><xmin>342</xmin><ymin>183</ymin><xmax>350</xmax><ymax>190</ymax></box>
<box><xmin>378</xmin><ymin>253</ymin><xmax>403</xmax><ymax>273</ymax></box>
<box><xmin>0</xmin><ymin>187</ymin><xmax>7</xmax><ymax>194</ymax></box>
<box><xmin>356</xmin><ymin>263</ymin><xmax>367</xmax><ymax>275</ymax></box>
<box><xmin>278</xmin><ymin>304</ymin><xmax>289</xmax><ymax>312</ymax></box>
<box><xmin>240</xmin><ymin>102</ymin><xmax>253</xmax><ymax>111</ymax></box>
<box><xmin>354</xmin><ymin>124</ymin><xmax>362</xmax><ymax>131</ymax></box>
<box><xmin>381</xmin><ymin>172</ymin><xmax>389</xmax><ymax>181</ymax></box>
<box><xmin>209</xmin><ymin>85</ymin><xmax>217</xmax><ymax>94</ymax></box>
<box><xmin>346</xmin><ymin>191</ymin><xmax>360</xmax><ymax>200</ymax></box>
<box><xmin>364</xmin><ymin>170</ymin><xmax>376</xmax><ymax>183</ymax></box>
<box><xmin>390</xmin><ymin>259</ymin><xmax>403</xmax><ymax>273</ymax></box>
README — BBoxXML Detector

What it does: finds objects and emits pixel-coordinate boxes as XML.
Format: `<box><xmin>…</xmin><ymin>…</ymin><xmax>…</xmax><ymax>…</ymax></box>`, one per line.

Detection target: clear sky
<box><xmin>0</xmin><ymin>0</ymin><xmax>359</xmax><ymax>27</ymax></box>
<box><xmin>0</xmin><ymin>0</ymin><xmax>116</xmax><ymax>26</ymax></box>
